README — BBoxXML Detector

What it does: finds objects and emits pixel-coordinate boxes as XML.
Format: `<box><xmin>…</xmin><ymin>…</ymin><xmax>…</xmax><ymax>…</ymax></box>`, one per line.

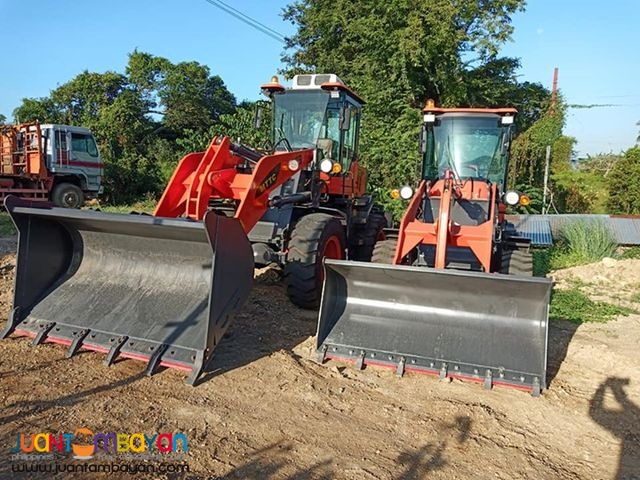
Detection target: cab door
<box><xmin>52</xmin><ymin>127</ymin><xmax>70</xmax><ymax>168</ymax></box>
<box><xmin>70</xmin><ymin>132</ymin><xmax>100</xmax><ymax>168</ymax></box>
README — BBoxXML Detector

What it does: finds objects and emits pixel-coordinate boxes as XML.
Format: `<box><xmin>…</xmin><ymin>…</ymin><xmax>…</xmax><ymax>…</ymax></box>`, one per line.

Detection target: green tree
<box><xmin>0</xmin><ymin>113</ymin><xmax>6</xmax><ymax>124</ymax></box>
<box><xmin>126</xmin><ymin>51</ymin><xmax>237</xmax><ymax>136</ymax></box>
<box><xmin>509</xmin><ymin>101</ymin><xmax>565</xmax><ymax>187</ymax></box>
<box><xmin>608</xmin><ymin>146</ymin><xmax>640</xmax><ymax>214</ymax></box>
<box><xmin>13</xmin><ymin>97</ymin><xmax>61</xmax><ymax>123</ymax></box>
<box><xmin>10</xmin><ymin>51</ymin><xmax>238</xmax><ymax>203</ymax></box>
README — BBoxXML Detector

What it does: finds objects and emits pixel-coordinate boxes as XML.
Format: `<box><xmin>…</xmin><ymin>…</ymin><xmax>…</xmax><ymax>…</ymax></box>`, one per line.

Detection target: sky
<box><xmin>0</xmin><ymin>0</ymin><xmax>638</xmax><ymax>156</ymax></box>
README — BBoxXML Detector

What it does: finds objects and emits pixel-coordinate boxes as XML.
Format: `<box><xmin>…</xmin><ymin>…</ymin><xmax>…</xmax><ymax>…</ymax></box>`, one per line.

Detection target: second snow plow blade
<box><xmin>1</xmin><ymin>197</ymin><xmax>253</xmax><ymax>384</ymax></box>
<box><xmin>317</xmin><ymin>260</ymin><xmax>552</xmax><ymax>395</ymax></box>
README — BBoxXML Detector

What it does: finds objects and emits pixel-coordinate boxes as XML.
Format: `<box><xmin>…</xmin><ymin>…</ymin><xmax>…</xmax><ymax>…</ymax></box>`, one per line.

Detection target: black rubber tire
<box><xmin>52</xmin><ymin>182</ymin><xmax>84</xmax><ymax>208</ymax></box>
<box><xmin>372</xmin><ymin>239</ymin><xmax>398</xmax><ymax>264</ymax></box>
<box><xmin>284</xmin><ymin>213</ymin><xmax>346</xmax><ymax>309</ymax></box>
<box><xmin>349</xmin><ymin>210</ymin><xmax>387</xmax><ymax>261</ymax></box>
<box><xmin>501</xmin><ymin>248</ymin><xmax>533</xmax><ymax>276</ymax></box>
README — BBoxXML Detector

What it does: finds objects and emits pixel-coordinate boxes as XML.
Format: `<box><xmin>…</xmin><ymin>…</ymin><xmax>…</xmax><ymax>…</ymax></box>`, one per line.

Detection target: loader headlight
<box><xmin>320</xmin><ymin>159</ymin><xmax>333</xmax><ymax>173</ymax></box>
<box><xmin>331</xmin><ymin>162</ymin><xmax>342</xmax><ymax>174</ymax></box>
<box><xmin>390</xmin><ymin>189</ymin><xmax>401</xmax><ymax>199</ymax></box>
<box><xmin>519</xmin><ymin>194</ymin><xmax>531</xmax><ymax>206</ymax></box>
<box><xmin>288</xmin><ymin>159</ymin><xmax>300</xmax><ymax>171</ymax></box>
<box><xmin>399</xmin><ymin>186</ymin><xmax>414</xmax><ymax>200</ymax></box>
<box><xmin>504</xmin><ymin>191</ymin><xmax>520</xmax><ymax>206</ymax></box>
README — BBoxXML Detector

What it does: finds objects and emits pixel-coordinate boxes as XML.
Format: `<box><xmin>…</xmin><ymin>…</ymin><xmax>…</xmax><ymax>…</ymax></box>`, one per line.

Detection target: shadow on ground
<box><xmin>547</xmin><ymin>320</ymin><xmax>579</xmax><ymax>387</ymax></box>
<box><xmin>589</xmin><ymin>377</ymin><xmax>640</xmax><ymax>480</ymax></box>
<box><xmin>198</xmin><ymin>273</ymin><xmax>318</xmax><ymax>383</ymax></box>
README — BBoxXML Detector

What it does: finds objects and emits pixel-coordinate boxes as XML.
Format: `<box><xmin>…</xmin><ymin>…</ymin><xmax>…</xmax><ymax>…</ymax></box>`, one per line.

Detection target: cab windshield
<box><xmin>273</xmin><ymin>90</ymin><xmax>330</xmax><ymax>150</ymax></box>
<box><xmin>430</xmin><ymin>115</ymin><xmax>507</xmax><ymax>184</ymax></box>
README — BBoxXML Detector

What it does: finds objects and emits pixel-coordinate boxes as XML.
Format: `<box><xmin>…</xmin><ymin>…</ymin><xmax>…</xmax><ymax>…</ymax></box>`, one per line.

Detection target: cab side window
<box><xmin>342</xmin><ymin>107</ymin><xmax>359</xmax><ymax>165</ymax></box>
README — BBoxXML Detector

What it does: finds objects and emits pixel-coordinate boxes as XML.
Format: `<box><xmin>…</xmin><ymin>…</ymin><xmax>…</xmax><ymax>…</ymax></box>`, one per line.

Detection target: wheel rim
<box><xmin>323</xmin><ymin>235</ymin><xmax>343</xmax><ymax>260</ymax></box>
<box><xmin>319</xmin><ymin>235</ymin><xmax>344</xmax><ymax>282</ymax></box>
<box><xmin>62</xmin><ymin>192</ymin><xmax>78</xmax><ymax>208</ymax></box>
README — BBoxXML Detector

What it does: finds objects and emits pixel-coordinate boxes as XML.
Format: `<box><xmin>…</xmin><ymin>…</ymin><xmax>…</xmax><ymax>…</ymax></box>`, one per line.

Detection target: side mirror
<box><xmin>339</xmin><ymin>106</ymin><xmax>351</xmax><ymax>131</ymax></box>
<box><xmin>419</xmin><ymin>125</ymin><xmax>428</xmax><ymax>154</ymax></box>
<box><xmin>253</xmin><ymin>105</ymin><xmax>264</xmax><ymax>129</ymax></box>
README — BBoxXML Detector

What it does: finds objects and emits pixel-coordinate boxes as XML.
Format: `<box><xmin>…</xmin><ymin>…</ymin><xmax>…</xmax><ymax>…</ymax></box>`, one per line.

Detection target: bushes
<box><xmin>555</xmin><ymin>220</ymin><xmax>617</xmax><ymax>268</ymax></box>
<box><xmin>608</xmin><ymin>146</ymin><xmax>640</xmax><ymax>214</ymax></box>
<box><xmin>532</xmin><ymin>220</ymin><xmax>617</xmax><ymax>274</ymax></box>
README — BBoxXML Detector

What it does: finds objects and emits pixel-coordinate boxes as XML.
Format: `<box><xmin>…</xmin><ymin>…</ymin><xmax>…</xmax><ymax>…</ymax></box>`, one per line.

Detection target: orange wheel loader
<box><xmin>316</xmin><ymin>104</ymin><xmax>553</xmax><ymax>396</ymax></box>
<box><xmin>1</xmin><ymin>74</ymin><xmax>386</xmax><ymax>384</ymax></box>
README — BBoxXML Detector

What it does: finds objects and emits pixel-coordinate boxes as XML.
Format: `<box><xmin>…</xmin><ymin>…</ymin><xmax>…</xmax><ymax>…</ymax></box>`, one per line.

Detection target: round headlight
<box><xmin>399</xmin><ymin>186</ymin><xmax>414</xmax><ymax>200</ymax></box>
<box><xmin>390</xmin><ymin>189</ymin><xmax>400</xmax><ymax>199</ymax></box>
<box><xmin>331</xmin><ymin>162</ymin><xmax>342</xmax><ymax>174</ymax></box>
<box><xmin>288</xmin><ymin>159</ymin><xmax>300</xmax><ymax>171</ymax></box>
<box><xmin>320</xmin><ymin>159</ymin><xmax>333</xmax><ymax>173</ymax></box>
<box><xmin>504</xmin><ymin>191</ymin><xmax>520</xmax><ymax>206</ymax></box>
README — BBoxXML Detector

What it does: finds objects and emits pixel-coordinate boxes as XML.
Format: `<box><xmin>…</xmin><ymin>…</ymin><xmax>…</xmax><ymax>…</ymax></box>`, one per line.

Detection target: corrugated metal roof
<box><xmin>506</xmin><ymin>214</ymin><xmax>640</xmax><ymax>246</ymax></box>
<box><xmin>506</xmin><ymin>215</ymin><xmax>553</xmax><ymax>246</ymax></box>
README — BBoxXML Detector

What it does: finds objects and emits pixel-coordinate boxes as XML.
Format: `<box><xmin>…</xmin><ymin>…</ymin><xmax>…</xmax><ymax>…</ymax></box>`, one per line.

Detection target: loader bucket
<box><xmin>1</xmin><ymin>196</ymin><xmax>253</xmax><ymax>385</ymax></box>
<box><xmin>317</xmin><ymin>260</ymin><xmax>552</xmax><ymax>395</ymax></box>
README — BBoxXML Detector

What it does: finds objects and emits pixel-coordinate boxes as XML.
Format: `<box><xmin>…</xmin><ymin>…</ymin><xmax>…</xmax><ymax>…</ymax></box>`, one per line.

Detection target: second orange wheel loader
<box><xmin>316</xmin><ymin>104</ymin><xmax>553</xmax><ymax>396</ymax></box>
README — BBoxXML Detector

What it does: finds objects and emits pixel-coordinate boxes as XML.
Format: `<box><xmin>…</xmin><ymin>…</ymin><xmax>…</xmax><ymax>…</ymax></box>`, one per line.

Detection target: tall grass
<box><xmin>553</xmin><ymin>220</ymin><xmax>617</xmax><ymax>269</ymax></box>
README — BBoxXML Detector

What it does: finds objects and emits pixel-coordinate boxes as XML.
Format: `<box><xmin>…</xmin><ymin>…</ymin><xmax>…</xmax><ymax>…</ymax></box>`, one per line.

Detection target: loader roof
<box><xmin>422</xmin><ymin>106</ymin><xmax>518</xmax><ymax>115</ymax></box>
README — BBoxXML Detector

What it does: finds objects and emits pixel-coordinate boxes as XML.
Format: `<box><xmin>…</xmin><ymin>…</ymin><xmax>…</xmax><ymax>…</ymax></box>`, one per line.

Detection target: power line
<box><xmin>202</xmin><ymin>0</ymin><xmax>286</xmax><ymax>43</ymax></box>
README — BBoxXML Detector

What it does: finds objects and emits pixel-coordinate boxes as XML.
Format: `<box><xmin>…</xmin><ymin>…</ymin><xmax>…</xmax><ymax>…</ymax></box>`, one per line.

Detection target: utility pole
<box><xmin>542</xmin><ymin>145</ymin><xmax>551</xmax><ymax>214</ymax></box>
<box><xmin>543</xmin><ymin>67</ymin><xmax>559</xmax><ymax>213</ymax></box>
<box><xmin>550</xmin><ymin>67</ymin><xmax>559</xmax><ymax>115</ymax></box>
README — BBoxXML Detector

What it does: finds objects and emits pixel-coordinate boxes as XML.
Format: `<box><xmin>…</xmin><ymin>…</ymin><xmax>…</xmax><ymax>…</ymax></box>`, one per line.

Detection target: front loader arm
<box><xmin>234</xmin><ymin>149</ymin><xmax>313</xmax><ymax>232</ymax></box>
<box><xmin>154</xmin><ymin>135</ymin><xmax>313</xmax><ymax>232</ymax></box>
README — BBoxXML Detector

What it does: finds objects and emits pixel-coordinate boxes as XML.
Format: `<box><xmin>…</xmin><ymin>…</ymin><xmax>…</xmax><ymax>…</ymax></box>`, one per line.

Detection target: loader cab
<box><xmin>261</xmin><ymin>74</ymin><xmax>364</xmax><ymax>177</ymax></box>
<box><xmin>420</xmin><ymin>106</ymin><xmax>516</xmax><ymax>189</ymax></box>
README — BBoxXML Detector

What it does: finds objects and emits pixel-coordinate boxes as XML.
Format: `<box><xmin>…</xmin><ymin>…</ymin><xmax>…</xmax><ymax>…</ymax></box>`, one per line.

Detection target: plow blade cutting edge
<box><xmin>1</xmin><ymin>196</ymin><xmax>253</xmax><ymax>385</ymax></box>
<box><xmin>317</xmin><ymin>259</ymin><xmax>552</xmax><ymax>395</ymax></box>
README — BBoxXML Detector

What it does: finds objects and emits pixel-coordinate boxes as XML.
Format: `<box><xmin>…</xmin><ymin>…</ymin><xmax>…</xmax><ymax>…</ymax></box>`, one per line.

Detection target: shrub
<box><xmin>555</xmin><ymin>220</ymin><xmax>617</xmax><ymax>267</ymax></box>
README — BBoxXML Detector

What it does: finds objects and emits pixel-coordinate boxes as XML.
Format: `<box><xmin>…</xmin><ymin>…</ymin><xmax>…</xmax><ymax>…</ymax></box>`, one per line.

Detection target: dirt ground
<box><xmin>0</xmin><ymin>236</ymin><xmax>639</xmax><ymax>480</ymax></box>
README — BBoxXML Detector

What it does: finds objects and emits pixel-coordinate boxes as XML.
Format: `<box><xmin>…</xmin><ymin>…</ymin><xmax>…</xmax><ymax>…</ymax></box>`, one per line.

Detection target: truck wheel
<box><xmin>501</xmin><ymin>248</ymin><xmax>533</xmax><ymax>276</ymax></box>
<box><xmin>284</xmin><ymin>213</ymin><xmax>346</xmax><ymax>309</ymax></box>
<box><xmin>349</xmin><ymin>210</ymin><xmax>387</xmax><ymax>262</ymax></box>
<box><xmin>52</xmin><ymin>183</ymin><xmax>84</xmax><ymax>208</ymax></box>
<box><xmin>372</xmin><ymin>239</ymin><xmax>398</xmax><ymax>264</ymax></box>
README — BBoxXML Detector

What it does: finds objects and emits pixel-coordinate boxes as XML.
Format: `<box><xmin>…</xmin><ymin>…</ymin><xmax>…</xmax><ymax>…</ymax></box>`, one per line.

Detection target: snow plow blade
<box><xmin>317</xmin><ymin>260</ymin><xmax>552</xmax><ymax>395</ymax></box>
<box><xmin>1</xmin><ymin>196</ymin><xmax>253</xmax><ymax>385</ymax></box>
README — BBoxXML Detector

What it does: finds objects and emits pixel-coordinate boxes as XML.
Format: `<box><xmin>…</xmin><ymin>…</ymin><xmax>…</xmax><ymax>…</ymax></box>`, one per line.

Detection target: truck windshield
<box><xmin>432</xmin><ymin>115</ymin><xmax>506</xmax><ymax>184</ymax></box>
<box><xmin>273</xmin><ymin>90</ymin><xmax>330</xmax><ymax>150</ymax></box>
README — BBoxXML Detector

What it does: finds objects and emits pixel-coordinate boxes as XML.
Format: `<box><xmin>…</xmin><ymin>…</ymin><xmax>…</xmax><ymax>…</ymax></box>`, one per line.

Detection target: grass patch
<box><xmin>87</xmin><ymin>198</ymin><xmax>157</xmax><ymax>215</ymax></box>
<box><xmin>532</xmin><ymin>246</ymin><xmax>591</xmax><ymax>275</ymax></box>
<box><xmin>550</xmin><ymin>288</ymin><xmax>634</xmax><ymax>324</ymax></box>
<box><xmin>619</xmin><ymin>246</ymin><xmax>640</xmax><ymax>259</ymax></box>
<box><xmin>0</xmin><ymin>212</ymin><xmax>16</xmax><ymax>236</ymax></box>
<box><xmin>533</xmin><ymin>221</ymin><xmax>619</xmax><ymax>275</ymax></box>
<box><xmin>556</xmin><ymin>220</ymin><xmax>617</xmax><ymax>267</ymax></box>
<box><xmin>532</xmin><ymin>248</ymin><xmax>551</xmax><ymax>276</ymax></box>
